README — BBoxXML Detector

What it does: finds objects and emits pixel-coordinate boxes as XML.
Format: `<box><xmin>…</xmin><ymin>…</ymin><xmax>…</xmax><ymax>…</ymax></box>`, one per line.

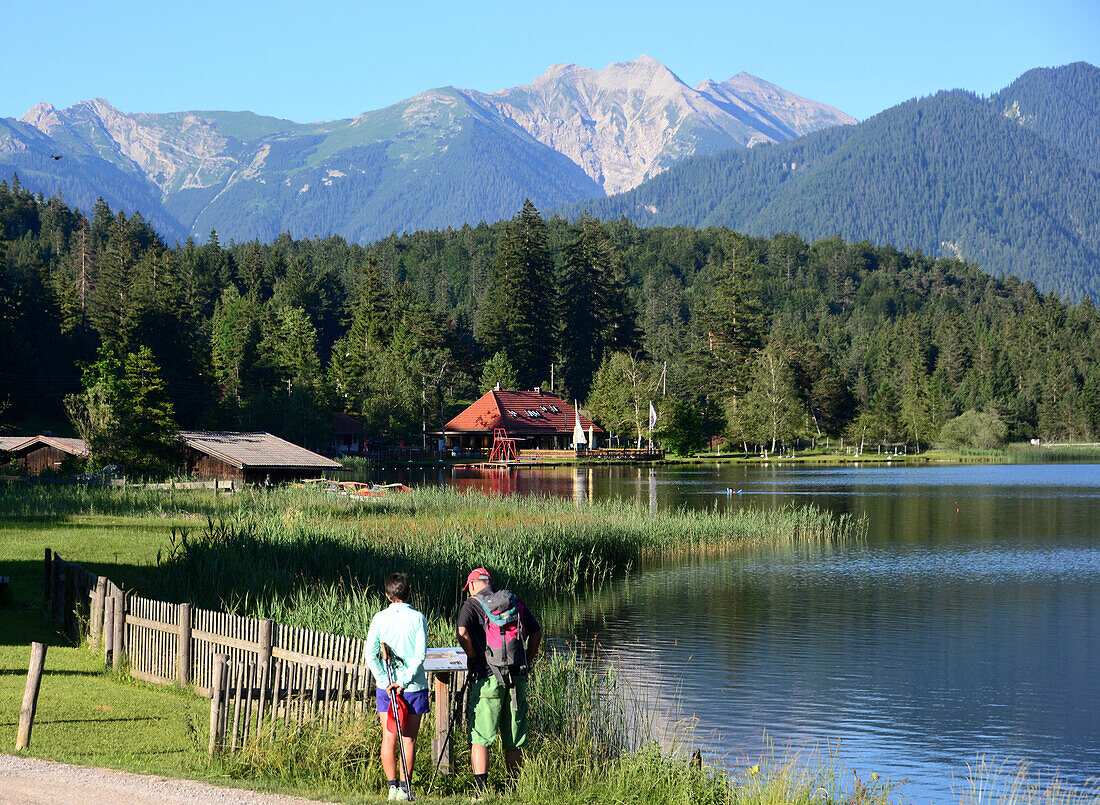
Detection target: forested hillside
<box><xmin>991</xmin><ymin>62</ymin><xmax>1100</xmax><ymax>170</ymax></box>
<box><xmin>3</xmin><ymin>183</ymin><xmax>1099</xmax><ymax>463</ymax></box>
<box><xmin>564</xmin><ymin>64</ymin><xmax>1100</xmax><ymax>302</ymax></box>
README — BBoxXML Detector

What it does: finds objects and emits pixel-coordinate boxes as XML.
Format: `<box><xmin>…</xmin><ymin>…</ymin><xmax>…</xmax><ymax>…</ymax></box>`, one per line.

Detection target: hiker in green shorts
<box><xmin>457</xmin><ymin>567</ymin><xmax>542</xmax><ymax>798</ymax></box>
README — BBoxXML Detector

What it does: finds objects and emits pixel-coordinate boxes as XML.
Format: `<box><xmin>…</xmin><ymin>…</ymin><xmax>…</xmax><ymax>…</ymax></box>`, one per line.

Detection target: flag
<box><xmin>573</xmin><ymin>401</ymin><xmax>587</xmax><ymax>447</ymax></box>
<box><xmin>649</xmin><ymin>401</ymin><xmax>657</xmax><ymax>431</ymax></box>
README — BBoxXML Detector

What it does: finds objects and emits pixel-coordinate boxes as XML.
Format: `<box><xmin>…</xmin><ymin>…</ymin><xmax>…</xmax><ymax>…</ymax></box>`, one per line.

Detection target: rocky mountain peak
<box><xmin>470</xmin><ymin>55</ymin><xmax>852</xmax><ymax>195</ymax></box>
<box><xmin>20</xmin><ymin>102</ymin><xmax>60</xmax><ymax>132</ymax></box>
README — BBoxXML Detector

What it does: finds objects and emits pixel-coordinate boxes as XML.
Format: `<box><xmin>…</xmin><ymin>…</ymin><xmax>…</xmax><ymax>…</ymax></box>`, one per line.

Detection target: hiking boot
<box><xmin>392</xmin><ymin>784</ymin><xmax>410</xmax><ymax>801</ymax></box>
<box><xmin>387</xmin><ymin>785</ymin><xmax>400</xmax><ymax>800</ymax></box>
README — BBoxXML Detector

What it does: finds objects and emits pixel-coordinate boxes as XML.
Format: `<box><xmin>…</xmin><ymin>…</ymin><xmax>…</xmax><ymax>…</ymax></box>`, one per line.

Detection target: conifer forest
<box><xmin>3</xmin><ymin>178</ymin><xmax>1099</xmax><ymax>461</ymax></box>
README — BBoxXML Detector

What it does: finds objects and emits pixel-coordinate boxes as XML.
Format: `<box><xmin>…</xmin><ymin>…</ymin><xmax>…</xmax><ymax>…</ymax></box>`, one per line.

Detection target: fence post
<box><xmin>177</xmin><ymin>602</ymin><xmax>191</xmax><ymax>687</ymax></box>
<box><xmin>111</xmin><ymin>588</ymin><xmax>125</xmax><ymax>669</ymax></box>
<box><xmin>103</xmin><ymin>595</ymin><xmax>114</xmax><ymax>667</ymax></box>
<box><xmin>43</xmin><ymin>549</ymin><xmax>51</xmax><ymax>614</ymax></box>
<box><xmin>63</xmin><ymin>565</ymin><xmax>75</xmax><ymax>637</ymax></box>
<box><xmin>257</xmin><ymin>618</ymin><xmax>273</xmax><ymax>673</ymax></box>
<box><xmin>209</xmin><ymin>653</ymin><xmax>228</xmax><ymax>756</ymax></box>
<box><xmin>16</xmin><ymin>642</ymin><xmax>47</xmax><ymax>751</ymax></box>
<box><xmin>89</xmin><ymin>577</ymin><xmax>107</xmax><ymax>650</ymax></box>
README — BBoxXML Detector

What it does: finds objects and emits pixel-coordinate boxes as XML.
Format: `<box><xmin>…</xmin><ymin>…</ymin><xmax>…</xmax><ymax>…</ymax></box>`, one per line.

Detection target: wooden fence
<box><xmin>44</xmin><ymin>550</ymin><xmax>467</xmax><ymax>767</ymax></box>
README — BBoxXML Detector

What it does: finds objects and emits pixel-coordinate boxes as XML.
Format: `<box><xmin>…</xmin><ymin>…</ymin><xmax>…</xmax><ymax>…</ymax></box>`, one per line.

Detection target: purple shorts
<box><xmin>376</xmin><ymin>687</ymin><xmax>430</xmax><ymax>715</ymax></box>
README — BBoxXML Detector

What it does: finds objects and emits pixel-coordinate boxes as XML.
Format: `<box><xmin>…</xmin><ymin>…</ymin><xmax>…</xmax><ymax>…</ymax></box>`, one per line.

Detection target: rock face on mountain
<box><xmin>0</xmin><ymin>56</ymin><xmax>854</xmax><ymax>242</ymax></box>
<box><xmin>470</xmin><ymin>56</ymin><xmax>856</xmax><ymax>194</ymax></box>
<box><xmin>696</xmin><ymin>72</ymin><xmax>857</xmax><ymax>141</ymax></box>
<box><xmin>22</xmin><ymin>99</ymin><xmax>241</xmax><ymax>193</ymax></box>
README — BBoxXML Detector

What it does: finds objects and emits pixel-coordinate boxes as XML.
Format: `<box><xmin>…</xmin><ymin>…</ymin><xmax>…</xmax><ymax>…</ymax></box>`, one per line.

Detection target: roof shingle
<box><xmin>445</xmin><ymin>390</ymin><xmax>604</xmax><ymax>436</ymax></box>
<box><xmin>5</xmin><ymin>435</ymin><xmax>89</xmax><ymax>456</ymax></box>
<box><xmin>179</xmin><ymin>431</ymin><xmax>341</xmax><ymax>470</ymax></box>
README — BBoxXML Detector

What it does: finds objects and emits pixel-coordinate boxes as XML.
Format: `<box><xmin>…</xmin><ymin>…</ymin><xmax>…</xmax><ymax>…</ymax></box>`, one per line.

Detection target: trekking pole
<box><xmin>381</xmin><ymin>643</ymin><xmax>415</xmax><ymax>802</ymax></box>
<box><xmin>426</xmin><ymin>671</ymin><xmax>471</xmax><ymax>796</ymax></box>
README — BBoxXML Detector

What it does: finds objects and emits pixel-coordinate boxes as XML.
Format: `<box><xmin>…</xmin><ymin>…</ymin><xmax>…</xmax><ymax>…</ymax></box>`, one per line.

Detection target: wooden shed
<box><xmin>6</xmin><ymin>435</ymin><xmax>89</xmax><ymax>475</ymax></box>
<box><xmin>179</xmin><ymin>430</ymin><xmax>343</xmax><ymax>484</ymax></box>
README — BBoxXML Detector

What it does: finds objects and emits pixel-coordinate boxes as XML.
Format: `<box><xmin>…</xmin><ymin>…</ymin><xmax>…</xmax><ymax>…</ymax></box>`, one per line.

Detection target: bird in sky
<box><xmin>49</xmin><ymin>154</ymin><xmax>62</xmax><ymax>160</ymax></box>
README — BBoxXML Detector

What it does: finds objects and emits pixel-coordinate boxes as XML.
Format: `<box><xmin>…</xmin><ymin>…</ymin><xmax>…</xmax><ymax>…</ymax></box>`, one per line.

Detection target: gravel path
<box><xmin>0</xmin><ymin>754</ymin><xmax>342</xmax><ymax>805</ymax></box>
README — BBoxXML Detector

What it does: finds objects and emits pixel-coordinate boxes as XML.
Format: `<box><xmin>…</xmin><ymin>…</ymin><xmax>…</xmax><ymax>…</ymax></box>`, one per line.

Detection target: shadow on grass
<box><xmin>27</xmin><ymin>716</ymin><xmax>165</xmax><ymax>725</ymax></box>
<box><xmin>0</xmin><ymin>669</ymin><xmax>102</xmax><ymax>677</ymax></box>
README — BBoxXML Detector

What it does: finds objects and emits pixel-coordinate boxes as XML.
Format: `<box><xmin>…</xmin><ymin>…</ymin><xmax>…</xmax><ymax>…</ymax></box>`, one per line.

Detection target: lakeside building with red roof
<box><xmin>443</xmin><ymin>388</ymin><xmax>605</xmax><ymax>452</ymax></box>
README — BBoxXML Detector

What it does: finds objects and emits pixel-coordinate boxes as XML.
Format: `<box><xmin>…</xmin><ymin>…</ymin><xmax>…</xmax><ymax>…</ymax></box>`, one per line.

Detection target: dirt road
<box><xmin>0</xmin><ymin>754</ymin><xmax>341</xmax><ymax>804</ymax></box>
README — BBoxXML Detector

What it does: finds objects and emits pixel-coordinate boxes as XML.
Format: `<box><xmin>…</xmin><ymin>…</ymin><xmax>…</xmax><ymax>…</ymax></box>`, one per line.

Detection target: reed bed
<box><xmin>139</xmin><ymin>486</ymin><xmax>864</xmax><ymax>634</ymax></box>
<box><xmin>1</xmin><ymin>481</ymin><xmax>863</xmax><ymax>637</ymax></box>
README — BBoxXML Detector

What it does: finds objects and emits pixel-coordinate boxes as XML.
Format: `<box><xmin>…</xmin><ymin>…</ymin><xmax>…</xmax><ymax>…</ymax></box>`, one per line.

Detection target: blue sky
<box><xmin>3</xmin><ymin>0</ymin><xmax>1097</xmax><ymax>123</ymax></box>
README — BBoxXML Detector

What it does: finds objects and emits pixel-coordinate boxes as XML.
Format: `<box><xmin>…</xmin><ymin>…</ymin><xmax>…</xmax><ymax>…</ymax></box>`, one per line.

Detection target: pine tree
<box><xmin>691</xmin><ymin>235</ymin><xmax>767</xmax><ymax>402</ymax></box>
<box><xmin>900</xmin><ymin>361</ymin><xmax>935</xmax><ymax>451</ymax></box>
<box><xmin>478</xmin><ymin>200</ymin><xmax>556</xmax><ymax>388</ymax></box>
<box><xmin>116</xmin><ymin>346</ymin><xmax>180</xmax><ymax>475</ymax></box>
<box><xmin>558</xmin><ymin>216</ymin><xmax>638</xmax><ymax>401</ymax></box>
<box><xmin>479</xmin><ymin>351</ymin><xmax>519</xmax><ymax>394</ymax></box>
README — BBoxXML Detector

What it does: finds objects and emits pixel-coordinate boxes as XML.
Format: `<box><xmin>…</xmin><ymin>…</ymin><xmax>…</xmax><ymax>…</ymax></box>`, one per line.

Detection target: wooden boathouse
<box><xmin>179</xmin><ymin>430</ymin><xmax>342</xmax><ymax>484</ymax></box>
<box><xmin>4</xmin><ymin>435</ymin><xmax>89</xmax><ymax>474</ymax></box>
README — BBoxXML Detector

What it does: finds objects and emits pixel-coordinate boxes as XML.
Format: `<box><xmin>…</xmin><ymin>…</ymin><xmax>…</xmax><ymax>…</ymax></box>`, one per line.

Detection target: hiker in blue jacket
<box><xmin>366</xmin><ymin>572</ymin><xmax>428</xmax><ymax>802</ymax></box>
<box><xmin>457</xmin><ymin>567</ymin><xmax>542</xmax><ymax>798</ymax></box>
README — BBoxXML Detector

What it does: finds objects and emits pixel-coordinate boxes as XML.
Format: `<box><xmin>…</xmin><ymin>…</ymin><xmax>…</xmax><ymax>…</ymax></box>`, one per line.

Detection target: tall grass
<box><xmin>139</xmin><ymin>486</ymin><xmax>863</xmax><ymax>634</ymax></box>
<box><xmin>1</xmin><ymin>481</ymin><xmax>863</xmax><ymax>637</ymax></box>
<box><xmin>952</xmin><ymin>757</ymin><xmax>1100</xmax><ymax>805</ymax></box>
<box><xmin>1006</xmin><ymin>444</ymin><xmax>1100</xmax><ymax>464</ymax></box>
<box><xmin>216</xmin><ymin>646</ymin><xmax>901</xmax><ymax>804</ymax></box>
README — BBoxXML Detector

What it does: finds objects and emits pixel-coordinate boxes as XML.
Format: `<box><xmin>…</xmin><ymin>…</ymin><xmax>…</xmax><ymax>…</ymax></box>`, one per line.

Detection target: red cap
<box><xmin>464</xmin><ymin>568</ymin><xmax>491</xmax><ymax>589</ymax></box>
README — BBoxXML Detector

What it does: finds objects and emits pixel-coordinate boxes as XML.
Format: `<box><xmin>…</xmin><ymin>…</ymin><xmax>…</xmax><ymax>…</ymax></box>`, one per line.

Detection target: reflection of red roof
<box><xmin>445</xmin><ymin>390</ymin><xmax>604</xmax><ymax>436</ymax></box>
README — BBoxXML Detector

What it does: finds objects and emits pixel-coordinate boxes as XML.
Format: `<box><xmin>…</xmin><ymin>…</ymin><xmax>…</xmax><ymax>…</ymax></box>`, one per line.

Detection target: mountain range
<box><xmin>4</xmin><ymin>59</ymin><xmax>1098</xmax><ymax>300</ymax></box>
<box><xmin>0</xmin><ymin>56</ymin><xmax>853</xmax><ymax>243</ymax></box>
<box><xmin>565</xmin><ymin>62</ymin><xmax>1100</xmax><ymax>301</ymax></box>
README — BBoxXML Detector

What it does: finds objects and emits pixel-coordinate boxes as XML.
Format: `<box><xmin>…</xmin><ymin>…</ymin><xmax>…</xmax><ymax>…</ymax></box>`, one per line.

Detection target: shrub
<box><xmin>936</xmin><ymin>409</ymin><xmax>1008</xmax><ymax>450</ymax></box>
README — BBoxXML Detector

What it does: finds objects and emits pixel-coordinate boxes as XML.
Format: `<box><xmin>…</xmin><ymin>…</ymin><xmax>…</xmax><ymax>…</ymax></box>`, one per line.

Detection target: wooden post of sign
<box><xmin>177</xmin><ymin>603</ymin><xmax>191</xmax><ymax>687</ymax></box>
<box><xmin>209</xmin><ymin>653</ymin><xmax>228</xmax><ymax>756</ymax></box>
<box><xmin>433</xmin><ymin>672</ymin><xmax>453</xmax><ymax>774</ymax></box>
<box><xmin>89</xmin><ymin>577</ymin><xmax>107</xmax><ymax>650</ymax></box>
<box><xmin>16</xmin><ymin>643</ymin><xmax>47</xmax><ymax>751</ymax></box>
<box><xmin>43</xmin><ymin>549</ymin><xmax>52</xmax><ymax>614</ymax></box>
<box><xmin>111</xmin><ymin>589</ymin><xmax>125</xmax><ymax>669</ymax></box>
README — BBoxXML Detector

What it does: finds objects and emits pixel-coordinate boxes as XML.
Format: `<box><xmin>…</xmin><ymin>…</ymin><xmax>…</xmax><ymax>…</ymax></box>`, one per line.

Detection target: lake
<box><xmin>371</xmin><ymin>462</ymin><xmax>1100</xmax><ymax>800</ymax></box>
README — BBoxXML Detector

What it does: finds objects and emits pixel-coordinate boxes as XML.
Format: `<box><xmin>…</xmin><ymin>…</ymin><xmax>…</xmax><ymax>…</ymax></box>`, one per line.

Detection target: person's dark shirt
<box><xmin>457</xmin><ymin>591</ymin><xmax>541</xmax><ymax>678</ymax></box>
